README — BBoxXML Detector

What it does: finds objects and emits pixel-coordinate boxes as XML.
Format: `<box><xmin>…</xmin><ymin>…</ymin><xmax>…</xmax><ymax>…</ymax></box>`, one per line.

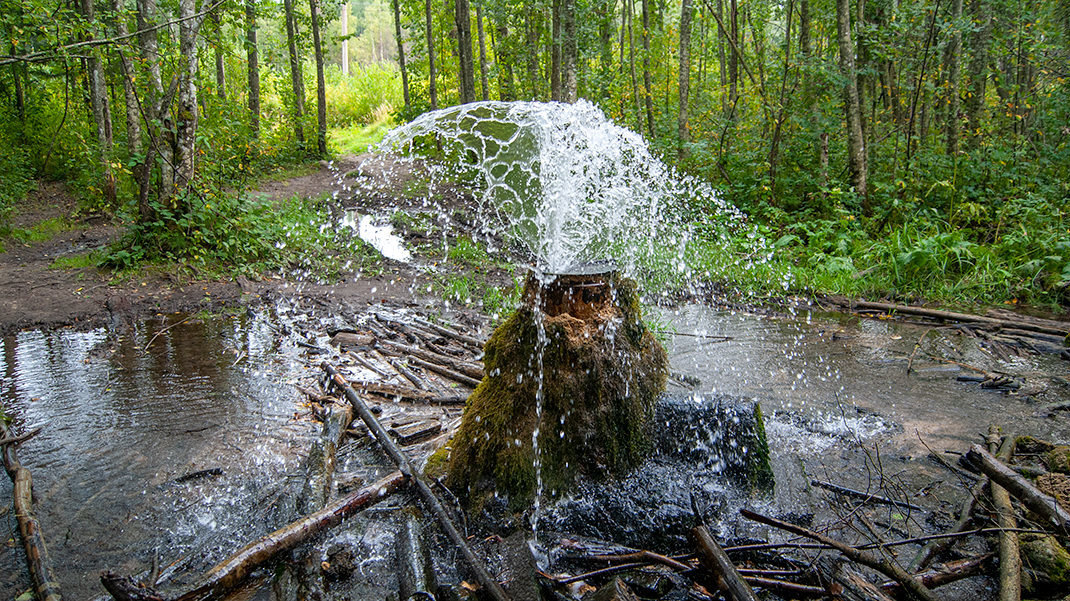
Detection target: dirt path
<box><xmin>0</xmin><ymin>156</ymin><xmax>447</xmax><ymax>336</ymax></box>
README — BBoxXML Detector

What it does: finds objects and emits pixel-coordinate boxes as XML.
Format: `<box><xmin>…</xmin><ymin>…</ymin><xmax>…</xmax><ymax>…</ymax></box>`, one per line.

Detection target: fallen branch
<box><xmin>739</xmin><ymin>509</ymin><xmax>938</xmax><ymax>601</ymax></box>
<box><xmin>850</xmin><ymin>300</ymin><xmax>1069</xmax><ymax>338</ymax></box>
<box><xmin>322</xmin><ymin>362</ymin><xmax>510</xmax><ymax>601</ymax></box>
<box><xmin>590</xmin><ymin>550</ymin><xmax>693</xmax><ymax>573</ymax></box>
<box><xmin>810</xmin><ymin>479</ymin><xmax>925</xmax><ymax>512</ymax></box>
<box><xmin>160</xmin><ymin>471</ymin><xmax>409</xmax><ymax>601</ymax></box>
<box><xmin>691</xmin><ymin>525</ymin><xmax>758</xmax><ymax>601</ymax></box>
<box><xmin>412</xmin><ymin>317</ymin><xmax>486</xmax><ymax>349</ymax></box>
<box><xmin>379</xmin><ymin>339</ymin><xmax>484</xmax><ymax>379</ymax></box>
<box><xmin>405</xmin><ymin>355</ymin><xmax>483</xmax><ymax>388</ymax></box>
<box><xmin>742</xmin><ymin>576</ymin><xmax>824</xmax><ymax>596</ymax></box>
<box><xmin>1</xmin><ymin>420</ymin><xmax>62</xmax><ymax>601</ymax></box>
<box><xmin>966</xmin><ymin>444</ymin><xmax>1070</xmax><ymax>533</ymax></box>
<box><xmin>0</xmin><ymin>425</ymin><xmax>43</xmax><ymax>447</ymax></box>
<box><xmin>882</xmin><ymin>554</ymin><xmax>993</xmax><ymax>592</ymax></box>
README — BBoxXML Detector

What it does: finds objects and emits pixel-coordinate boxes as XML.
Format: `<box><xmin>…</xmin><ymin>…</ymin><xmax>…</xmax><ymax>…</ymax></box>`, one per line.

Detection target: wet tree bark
<box><xmin>284</xmin><ymin>0</ymin><xmax>306</xmax><ymax>147</ymax></box>
<box><xmin>309</xmin><ymin>0</ymin><xmax>328</xmax><ymax>155</ymax></box>
<box><xmin>2</xmin><ymin>421</ymin><xmax>62</xmax><ymax>601</ymax></box>
<box><xmin>245</xmin><ymin>0</ymin><xmax>261</xmax><ymax>138</ymax></box>
<box><xmin>392</xmin><ymin>0</ymin><xmax>411</xmax><ymax>110</ymax></box>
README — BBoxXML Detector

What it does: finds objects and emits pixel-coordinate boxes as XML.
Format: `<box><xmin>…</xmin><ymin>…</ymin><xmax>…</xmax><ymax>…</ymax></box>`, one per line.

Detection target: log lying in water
<box><xmin>102</xmin><ymin>471</ymin><xmax>408</xmax><ymax>601</ymax></box>
<box><xmin>1</xmin><ymin>421</ymin><xmax>62</xmax><ymax>601</ymax></box>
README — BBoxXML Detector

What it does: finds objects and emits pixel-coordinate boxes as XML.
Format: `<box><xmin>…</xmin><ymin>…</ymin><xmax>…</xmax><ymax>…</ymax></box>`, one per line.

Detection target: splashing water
<box><xmin>378</xmin><ymin>100</ymin><xmax>738</xmax><ymax>276</ymax></box>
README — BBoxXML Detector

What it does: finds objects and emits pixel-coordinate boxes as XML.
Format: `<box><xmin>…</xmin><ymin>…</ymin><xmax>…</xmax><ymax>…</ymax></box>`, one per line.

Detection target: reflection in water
<box><xmin>0</xmin><ymin>312</ymin><xmax>313</xmax><ymax>599</ymax></box>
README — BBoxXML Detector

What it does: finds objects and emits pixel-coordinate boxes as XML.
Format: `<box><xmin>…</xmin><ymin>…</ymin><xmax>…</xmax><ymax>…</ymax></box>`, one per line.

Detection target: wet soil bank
<box><xmin>0</xmin><ymin>157</ymin><xmax>449</xmax><ymax>337</ymax></box>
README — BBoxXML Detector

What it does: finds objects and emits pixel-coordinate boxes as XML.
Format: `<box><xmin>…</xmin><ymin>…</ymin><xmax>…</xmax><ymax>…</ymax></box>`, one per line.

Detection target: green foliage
<box><xmin>325</xmin><ymin>64</ymin><xmax>403</xmax><ymax>128</ymax></box>
<box><xmin>103</xmin><ymin>190</ymin><xmax>381</xmax><ymax>280</ymax></box>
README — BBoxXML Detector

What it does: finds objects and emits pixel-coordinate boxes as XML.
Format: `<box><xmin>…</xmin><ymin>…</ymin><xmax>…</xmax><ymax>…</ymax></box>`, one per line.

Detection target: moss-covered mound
<box><xmin>444</xmin><ymin>271</ymin><xmax>668</xmax><ymax>513</ymax></box>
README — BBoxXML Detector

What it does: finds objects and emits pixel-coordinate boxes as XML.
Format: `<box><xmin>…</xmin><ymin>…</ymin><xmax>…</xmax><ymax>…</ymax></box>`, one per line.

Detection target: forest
<box><xmin>0</xmin><ymin>0</ymin><xmax>1068</xmax><ymax>310</ymax></box>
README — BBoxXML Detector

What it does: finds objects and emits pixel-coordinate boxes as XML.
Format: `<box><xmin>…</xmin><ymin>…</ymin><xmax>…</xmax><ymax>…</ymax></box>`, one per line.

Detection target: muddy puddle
<box><xmin>2</xmin><ymin>302</ymin><xmax>1068</xmax><ymax>599</ymax></box>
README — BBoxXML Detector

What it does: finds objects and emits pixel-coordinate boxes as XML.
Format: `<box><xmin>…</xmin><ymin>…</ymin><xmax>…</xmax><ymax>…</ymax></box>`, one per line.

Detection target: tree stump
<box><xmin>440</xmin><ymin>265</ymin><xmax>668</xmax><ymax>513</ymax></box>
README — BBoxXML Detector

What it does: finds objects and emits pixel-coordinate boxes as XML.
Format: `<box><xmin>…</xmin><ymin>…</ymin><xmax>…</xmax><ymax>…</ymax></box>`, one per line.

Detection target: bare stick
<box><xmin>849</xmin><ymin>300</ymin><xmax>1070</xmax><ymax>338</ymax></box>
<box><xmin>412</xmin><ymin>317</ymin><xmax>486</xmax><ymax>349</ymax></box>
<box><xmin>810</xmin><ymin>479</ymin><xmax>925</xmax><ymax>512</ymax></box>
<box><xmin>691</xmin><ymin>525</ymin><xmax>758</xmax><ymax>601</ymax></box>
<box><xmin>323</xmin><ymin>363</ymin><xmax>510</xmax><ymax>601</ymax></box>
<box><xmin>882</xmin><ymin>554</ymin><xmax>993</xmax><ymax>592</ymax></box>
<box><xmin>739</xmin><ymin>509</ymin><xmax>938</xmax><ymax>601</ymax></box>
<box><xmin>1</xmin><ymin>420</ymin><xmax>62</xmax><ymax>601</ymax></box>
<box><xmin>0</xmin><ymin>425</ymin><xmax>43</xmax><ymax>447</ymax></box>
<box><xmin>590</xmin><ymin>550</ymin><xmax>692</xmax><ymax>572</ymax></box>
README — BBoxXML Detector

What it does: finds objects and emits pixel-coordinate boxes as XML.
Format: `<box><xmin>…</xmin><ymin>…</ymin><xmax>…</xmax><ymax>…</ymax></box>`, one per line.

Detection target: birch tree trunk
<box><xmin>80</xmin><ymin>0</ymin><xmax>116</xmax><ymax>204</ymax></box>
<box><xmin>836</xmin><ymin>0</ymin><xmax>868</xmax><ymax>209</ymax></box>
<box><xmin>341</xmin><ymin>2</ymin><xmax>349</xmax><ymax>75</ymax></box>
<box><xmin>175</xmin><ymin>0</ymin><xmax>199</xmax><ymax>193</ymax></box>
<box><xmin>309</xmin><ymin>0</ymin><xmax>328</xmax><ymax>155</ymax></box>
<box><xmin>392</xmin><ymin>0</ymin><xmax>411</xmax><ymax>110</ymax></box>
<box><xmin>425</xmin><ymin>0</ymin><xmax>438</xmax><ymax>108</ymax></box>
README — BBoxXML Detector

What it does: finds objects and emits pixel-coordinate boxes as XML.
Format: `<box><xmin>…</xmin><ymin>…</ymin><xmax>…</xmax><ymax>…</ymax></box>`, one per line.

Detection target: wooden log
<box><xmin>379</xmin><ymin>339</ymin><xmax>484</xmax><ymax>379</ymax></box>
<box><xmin>100</xmin><ymin>573</ymin><xmax>166</xmax><ymax>601</ymax></box>
<box><xmin>991</xmin><ymin>430</ymin><xmax>1021</xmax><ymax>601</ymax></box>
<box><xmin>412</xmin><ymin>317</ymin><xmax>486</xmax><ymax>349</ymax></box>
<box><xmin>881</xmin><ymin>554</ymin><xmax>993</xmax><ymax>592</ymax></box>
<box><xmin>690</xmin><ymin>525</ymin><xmax>758</xmax><ymax>601</ymax></box>
<box><xmin>965</xmin><ymin>444</ymin><xmax>1070</xmax><ymax>533</ymax></box>
<box><xmin>850</xmin><ymin>300</ymin><xmax>1069</xmax><ymax>338</ymax></box>
<box><xmin>165</xmin><ymin>471</ymin><xmax>409</xmax><ymax>601</ymax></box>
<box><xmin>322</xmin><ymin>362</ymin><xmax>511</xmax><ymax>601</ymax></box>
<box><xmin>350</xmin><ymin>379</ymin><xmax>435</xmax><ymax>401</ymax></box>
<box><xmin>1</xmin><ymin>420</ymin><xmax>62</xmax><ymax>601</ymax></box>
<box><xmin>389</xmin><ymin>358</ymin><xmax>430</xmax><ymax>391</ymax></box>
<box><xmin>405</xmin><ymin>355</ymin><xmax>483</xmax><ymax>388</ymax></box>
<box><xmin>740</xmin><ymin>509</ymin><xmax>939</xmax><ymax>601</ymax></box>
<box><xmin>818</xmin><ymin>557</ymin><xmax>895</xmax><ymax>601</ymax></box>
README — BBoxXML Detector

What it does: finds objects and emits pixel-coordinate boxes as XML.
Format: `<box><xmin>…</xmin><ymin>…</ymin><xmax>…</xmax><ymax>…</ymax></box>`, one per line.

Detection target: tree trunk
<box><xmin>112</xmin><ymin>0</ymin><xmax>142</xmax><ymax>170</ymax></box>
<box><xmin>309</xmin><ymin>0</ymin><xmax>328</xmax><ymax>156</ymax></box>
<box><xmin>80</xmin><ymin>0</ymin><xmax>116</xmax><ymax>205</ymax></box>
<box><xmin>136</xmin><ymin>0</ymin><xmax>168</xmax><ymax>213</ymax></box>
<box><xmin>212</xmin><ymin>11</ymin><xmax>225</xmax><ymax>99</ymax></box>
<box><xmin>677</xmin><ymin>0</ymin><xmax>692</xmax><ymax>159</ymax></box>
<box><xmin>392</xmin><ymin>0</ymin><xmax>411</xmax><ymax>110</ymax></box>
<box><xmin>524</xmin><ymin>12</ymin><xmax>539</xmax><ymax>99</ymax></box>
<box><xmin>175</xmin><ymin>0</ymin><xmax>199</xmax><ymax>192</ymax></box>
<box><xmin>454</xmin><ymin>0</ymin><xmax>476</xmax><ymax>103</ymax></box>
<box><xmin>946</xmin><ymin>0</ymin><xmax>963</xmax><ymax>155</ymax></box>
<box><xmin>626</xmin><ymin>0</ymin><xmax>641</xmax><ymax>130</ymax></box>
<box><xmin>551</xmin><ymin>0</ymin><xmax>562</xmax><ymax>100</ymax></box>
<box><xmin>964</xmin><ymin>0</ymin><xmax>990</xmax><ymax>147</ymax></box>
<box><xmin>596</xmin><ymin>0</ymin><xmax>615</xmax><ymax>101</ymax></box>
<box><xmin>836</xmin><ymin>0</ymin><xmax>868</xmax><ymax>209</ymax></box>
<box><xmin>425</xmin><ymin>0</ymin><xmax>438</xmax><ymax>109</ymax></box>
<box><xmin>341</xmin><ymin>2</ymin><xmax>349</xmax><ymax>75</ymax></box>
<box><xmin>284</xmin><ymin>0</ymin><xmax>306</xmax><ymax>147</ymax></box>
<box><xmin>475</xmin><ymin>3</ymin><xmax>489</xmax><ymax>101</ymax></box>
<box><xmin>728</xmin><ymin>0</ymin><xmax>739</xmax><ymax>117</ymax></box>
<box><xmin>245</xmin><ymin>0</ymin><xmax>261</xmax><ymax>139</ymax></box>
<box><xmin>561</xmin><ymin>0</ymin><xmax>577</xmax><ymax>102</ymax></box>
<box><xmin>640</xmin><ymin>0</ymin><xmax>653</xmax><ymax>136</ymax></box>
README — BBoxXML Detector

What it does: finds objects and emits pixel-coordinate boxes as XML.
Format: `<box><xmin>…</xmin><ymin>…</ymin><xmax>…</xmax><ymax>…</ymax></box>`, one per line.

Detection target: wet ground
<box><xmin>2</xmin><ymin>298</ymin><xmax>1067</xmax><ymax>599</ymax></box>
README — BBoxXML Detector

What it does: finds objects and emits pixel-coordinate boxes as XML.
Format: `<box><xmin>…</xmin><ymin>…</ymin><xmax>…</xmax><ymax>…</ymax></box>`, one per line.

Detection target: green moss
<box><xmin>1045</xmin><ymin>446</ymin><xmax>1070</xmax><ymax>474</ymax></box>
<box><xmin>1022</xmin><ymin>533</ymin><xmax>1070</xmax><ymax>594</ymax></box>
<box><xmin>746</xmin><ymin>403</ymin><xmax>775</xmax><ymax>492</ymax></box>
<box><xmin>446</xmin><ymin>273</ymin><xmax>668</xmax><ymax>513</ymax></box>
